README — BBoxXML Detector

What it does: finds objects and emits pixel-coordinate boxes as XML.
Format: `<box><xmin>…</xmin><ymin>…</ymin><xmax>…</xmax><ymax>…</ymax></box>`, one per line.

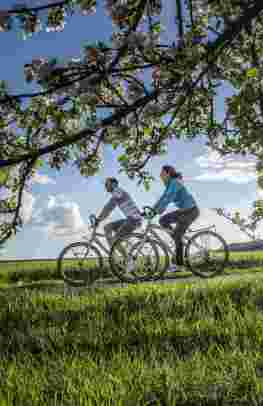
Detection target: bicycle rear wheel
<box><xmin>57</xmin><ymin>242</ymin><xmax>103</xmax><ymax>287</ymax></box>
<box><xmin>185</xmin><ymin>230</ymin><xmax>229</xmax><ymax>278</ymax></box>
<box><xmin>109</xmin><ymin>233</ymin><xmax>167</xmax><ymax>283</ymax></box>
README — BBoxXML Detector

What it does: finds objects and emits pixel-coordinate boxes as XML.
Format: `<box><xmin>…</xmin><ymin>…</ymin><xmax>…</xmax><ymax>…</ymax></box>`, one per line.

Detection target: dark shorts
<box><xmin>104</xmin><ymin>217</ymin><xmax>142</xmax><ymax>238</ymax></box>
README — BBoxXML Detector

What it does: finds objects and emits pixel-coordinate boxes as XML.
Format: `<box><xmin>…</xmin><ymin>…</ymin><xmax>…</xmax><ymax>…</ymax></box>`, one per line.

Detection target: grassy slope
<box><xmin>0</xmin><ymin>258</ymin><xmax>262</xmax><ymax>404</ymax></box>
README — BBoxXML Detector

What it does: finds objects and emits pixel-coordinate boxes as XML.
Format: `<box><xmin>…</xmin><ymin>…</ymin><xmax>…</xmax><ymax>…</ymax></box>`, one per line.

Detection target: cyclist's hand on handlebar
<box><xmin>94</xmin><ymin>217</ymin><xmax>101</xmax><ymax>227</ymax></box>
<box><xmin>142</xmin><ymin>206</ymin><xmax>158</xmax><ymax>219</ymax></box>
<box><xmin>89</xmin><ymin>214</ymin><xmax>100</xmax><ymax>227</ymax></box>
<box><xmin>150</xmin><ymin>208</ymin><xmax>158</xmax><ymax>219</ymax></box>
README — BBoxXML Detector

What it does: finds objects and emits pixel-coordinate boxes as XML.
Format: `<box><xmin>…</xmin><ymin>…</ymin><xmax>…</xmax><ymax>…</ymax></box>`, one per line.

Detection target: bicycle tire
<box><xmin>57</xmin><ymin>242</ymin><xmax>103</xmax><ymax>287</ymax></box>
<box><xmin>132</xmin><ymin>237</ymin><xmax>170</xmax><ymax>281</ymax></box>
<box><xmin>185</xmin><ymin>230</ymin><xmax>229</xmax><ymax>278</ymax></box>
<box><xmin>109</xmin><ymin>233</ymin><xmax>168</xmax><ymax>283</ymax></box>
<box><xmin>149</xmin><ymin>238</ymin><xmax>170</xmax><ymax>280</ymax></box>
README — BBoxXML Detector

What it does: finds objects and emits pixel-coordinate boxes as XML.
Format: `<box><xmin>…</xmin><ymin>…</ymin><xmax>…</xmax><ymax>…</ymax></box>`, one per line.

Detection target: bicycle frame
<box><xmin>81</xmin><ymin>226</ymin><xmax>111</xmax><ymax>257</ymax></box>
<box><xmin>79</xmin><ymin>214</ymin><xmax>217</xmax><ymax>260</ymax></box>
<box><xmin>81</xmin><ymin>218</ymin><xmax>158</xmax><ymax>260</ymax></box>
<box><xmin>142</xmin><ymin>221</ymin><xmax>217</xmax><ymax>256</ymax></box>
<box><xmin>80</xmin><ymin>221</ymin><xmax>143</xmax><ymax>257</ymax></box>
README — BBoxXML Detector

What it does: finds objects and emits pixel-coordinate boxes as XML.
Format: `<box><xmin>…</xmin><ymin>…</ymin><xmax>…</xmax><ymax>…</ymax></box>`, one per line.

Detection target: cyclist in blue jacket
<box><xmin>153</xmin><ymin>165</ymin><xmax>200</xmax><ymax>272</ymax></box>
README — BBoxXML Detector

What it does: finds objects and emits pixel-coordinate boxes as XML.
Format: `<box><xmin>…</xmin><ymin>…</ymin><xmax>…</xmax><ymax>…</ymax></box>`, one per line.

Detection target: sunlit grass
<box><xmin>0</xmin><ymin>273</ymin><xmax>263</xmax><ymax>404</ymax></box>
<box><xmin>0</xmin><ymin>250</ymin><xmax>263</xmax><ymax>286</ymax></box>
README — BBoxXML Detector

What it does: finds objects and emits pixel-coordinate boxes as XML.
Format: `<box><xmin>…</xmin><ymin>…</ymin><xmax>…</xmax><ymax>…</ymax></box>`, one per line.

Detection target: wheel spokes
<box><xmin>187</xmin><ymin>232</ymin><xmax>227</xmax><ymax>276</ymax></box>
<box><xmin>110</xmin><ymin>235</ymin><xmax>159</xmax><ymax>282</ymax></box>
<box><xmin>59</xmin><ymin>243</ymin><xmax>102</xmax><ymax>286</ymax></box>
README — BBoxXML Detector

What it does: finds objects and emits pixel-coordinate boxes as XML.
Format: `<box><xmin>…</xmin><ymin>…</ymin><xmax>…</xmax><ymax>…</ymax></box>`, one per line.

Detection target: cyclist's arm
<box><xmin>153</xmin><ymin>181</ymin><xmax>178</xmax><ymax>215</ymax></box>
<box><xmin>97</xmin><ymin>197</ymin><xmax>117</xmax><ymax>222</ymax></box>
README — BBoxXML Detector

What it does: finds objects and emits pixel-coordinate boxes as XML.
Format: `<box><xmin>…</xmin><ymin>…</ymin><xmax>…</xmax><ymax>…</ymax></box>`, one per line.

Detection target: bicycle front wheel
<box><xmin>109</xmin><ymin>233</ymin><xmax>166</xmax><ymax>283</ymax></box>
<box><xmin>185</xmin><ymin>230</ymin><xmax>229</xmax><ymax>278</ymax></box>
<box><xmin>57</xmin><ymin>242</ymin><xmax>103</xmax><ymax>287</ymax></box>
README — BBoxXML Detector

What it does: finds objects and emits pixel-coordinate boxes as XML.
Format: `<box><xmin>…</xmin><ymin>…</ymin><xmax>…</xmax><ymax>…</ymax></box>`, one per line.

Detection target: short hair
<box><xmin>105</xmin><ymin>177</ymin><xmax>118</xmax><ymax>187</ymax></box>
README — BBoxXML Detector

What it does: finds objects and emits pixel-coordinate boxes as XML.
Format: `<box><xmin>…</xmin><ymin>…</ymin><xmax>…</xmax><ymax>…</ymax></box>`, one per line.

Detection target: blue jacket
<box><xmin>154</xmin><ymin>178</ymin><xmax>197</xmax><ymax>214</ymax></box>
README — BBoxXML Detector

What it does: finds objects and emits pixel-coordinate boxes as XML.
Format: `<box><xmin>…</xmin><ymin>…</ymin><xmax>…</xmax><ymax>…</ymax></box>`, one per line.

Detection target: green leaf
<box><xmin>34</xmin><ymin>159</ymin><xmax>44</xmax><ymax>169</ymax></box>
<box><xmin>9</xmin><ymin>197</ymin><xmax>17</xmax><ymax>210</ymax></box>
<box><xmin>246</xmin><ymin>68</ymin><xmax>257</xmax><ymax>78</ymax></box>
<box><xmin>17</xmin><ymin>137</ymin><xmax>25</xmax><ymax>145</ymax></box>
<box><xmin>152</xmin><ymin>23</ymin><xmax>161</xmax><ymax>33</ymax></box>
<box><xmin>128</xmin><ymin>15</ymin><xmax>134</xmax><ymax>26</ymax></box>
<box><xmin>0</xmin><ymin>119</ymin><xmax>6</xmax><ymax>129</ymax></box>
<box><xmin>144</xmin><ymin>181</ymin><xmax>150</xmax><ymax>191</ymax></box>
<box><xmin>144</xmin><ymin>127</ymin><xmax>152</xmax><ymax>136</ymax></box>
<box><xmin>0</xmin><ymin>168</ymin><xmax>10</xmax><ymax>185</ymax></box>
<box><xmin>118</xmin><ymin>154</ymin><xmax>127</xmax><ymax>162</ymax></box>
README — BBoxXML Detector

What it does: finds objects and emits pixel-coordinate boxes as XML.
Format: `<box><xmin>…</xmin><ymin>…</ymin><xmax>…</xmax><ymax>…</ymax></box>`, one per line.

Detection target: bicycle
<box><xmin>109</xmin><ymin>211</ymin><xmax>170</xmax><ymax>283</ymax></box>
<box><xmin>139</xmin><ymin>206</ymin><xmax>229</xmax><ymax>278</ymax></box>
<box><xmin>57</xmin><ymin>213</ymin><xmax>169</xmax><ymax>286</ymax></box>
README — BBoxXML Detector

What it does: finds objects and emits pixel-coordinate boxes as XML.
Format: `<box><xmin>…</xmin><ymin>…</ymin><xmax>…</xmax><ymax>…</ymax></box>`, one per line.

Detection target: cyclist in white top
<box><xmin>96</xmin><ymin>177</ymin><xmax>142</xmax><ymax>248</ymax></box>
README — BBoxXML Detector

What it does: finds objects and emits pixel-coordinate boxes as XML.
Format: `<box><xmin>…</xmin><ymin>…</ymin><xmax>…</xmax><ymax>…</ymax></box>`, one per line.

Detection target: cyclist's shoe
<box><xmin>166</xmin><ymin>264</ymin><xmax>185</xmax><ymax>273</ymax></box>
<box><xmin>166</xmin><ymin>265</ymin><xmax>178</xmax><ymax>273</ymax></box>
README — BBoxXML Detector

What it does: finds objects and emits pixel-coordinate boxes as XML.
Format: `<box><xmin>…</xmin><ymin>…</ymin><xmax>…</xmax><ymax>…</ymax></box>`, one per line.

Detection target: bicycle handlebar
<box><xmin>89</xmin><ymin>207</ymin><xmax>156</xmax><ymax>227</ymax></box>
<box><xmin>89</xmin><ymin>214</ymin><xmax>97</xmax><ymax>228</ymax></box>
<box><xmin>141</xmin><ymin>206</ymin><xmax>157</xmax><ymax>219</ymax></box>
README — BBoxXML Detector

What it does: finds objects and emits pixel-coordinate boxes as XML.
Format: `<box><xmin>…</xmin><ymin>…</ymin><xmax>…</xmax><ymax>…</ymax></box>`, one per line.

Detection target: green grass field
<box><xmin>0</xmin><ymin>272</ymin><xmax>263</xmax><ymax>404</ymax></box>
<box><xmin>0</xmin><ymin>258</ymin><xmax>110</xmax><ymax>285</ymax></box>
<box><xmin>0</xmin><ymin>251</ymin><xmax>262</xmax><ymax>404</ymax></box>
<box><xmin>0</xmin><ymin>249</ymin><xmax>262</xmax><ymax>285</ymax></box>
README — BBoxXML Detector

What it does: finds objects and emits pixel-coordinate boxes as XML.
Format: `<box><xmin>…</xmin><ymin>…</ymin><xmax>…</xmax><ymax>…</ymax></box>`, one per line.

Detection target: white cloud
<box><xmin>194</xmin><ymin>148</ymin><xmax>257</xmax><ymax>184</ymax></box>
<box><xmin>194</xmin><ymin>168</ymin><xmax>256</xmax><ymax>184</ymax></box>
<box><xmin>190</xmin><ymin>147</ymin><xmax>263</xmax><ymax>238</ymax></box>
<box><xmin>31</xmin><ymin>172</ymin><xmax>56</xmax><ymax>185</ymax></box>
<box><xmin>194</xmin><ymin>207</ymin><xmax>261</xmax><ymax>243</ymax></box>
<box><xmin>31</xmin><ymin>195</ymin><xmax>87</xmax><ymax>239</ymax></box>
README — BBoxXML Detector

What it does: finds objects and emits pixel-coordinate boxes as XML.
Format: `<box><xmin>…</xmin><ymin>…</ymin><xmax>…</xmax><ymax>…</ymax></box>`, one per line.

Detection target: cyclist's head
<box><xmin>160</xmin><ymin>165</ymin><xmax>182</xmax><ymax>184</ymax></box>
<box><xmin>105</xmin><ymin>177</ymin><xmax>118</xmax><ymax>192</ymax></box>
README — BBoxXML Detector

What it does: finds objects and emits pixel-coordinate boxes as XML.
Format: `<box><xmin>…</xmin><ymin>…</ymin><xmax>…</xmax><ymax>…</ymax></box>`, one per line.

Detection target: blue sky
<box><xmin>0</xmin><ymin>0</ymin><xmax>259</xmax><ymax>259</ymax></box>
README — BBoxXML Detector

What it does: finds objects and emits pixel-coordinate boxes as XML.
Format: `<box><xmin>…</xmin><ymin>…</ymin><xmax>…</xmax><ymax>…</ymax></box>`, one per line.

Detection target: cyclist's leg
<box><xmin>116</xmin><ymin>218</ymin><xmax>142</xmax><ymax>256</ymax></box>
<box><xmin>117</xmin><ymin>217</ymin><xmax>142</xmax><ymax>238</ymax></box>
<box><xmin>159</xmin><ymin>212</ymin><xmax>177</xmax><ymax>232</ymax></box>
<box><xmin>172</xmin><ymin>207</ymin><xmax>200</xmax><ymax>265</ymax></box>
<box><xmin>160</xmin><ymin>211</ymin><xmax>183</xmax><ymax>264</ymax></box>
<box><xmin>116</xmin><ymin>218</ymin><xmax>142</xmax><ymax>269</ymax></box>
<box><xmin>105</xmin><ymin>219</ymin><xmax>141</xmax><ymax>259</ymax></box>
<box><xmin>104</xmin><ymin>220</ymin><xmax>126</xmax><ymax>248</ymax></box>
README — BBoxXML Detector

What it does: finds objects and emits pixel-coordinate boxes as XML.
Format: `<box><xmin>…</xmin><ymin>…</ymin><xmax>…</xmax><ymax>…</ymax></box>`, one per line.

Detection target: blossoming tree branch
<box><xmin>0</xmin><ymin>0</ymin><xmax>263</xmax><ymax>246</ymax></box>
